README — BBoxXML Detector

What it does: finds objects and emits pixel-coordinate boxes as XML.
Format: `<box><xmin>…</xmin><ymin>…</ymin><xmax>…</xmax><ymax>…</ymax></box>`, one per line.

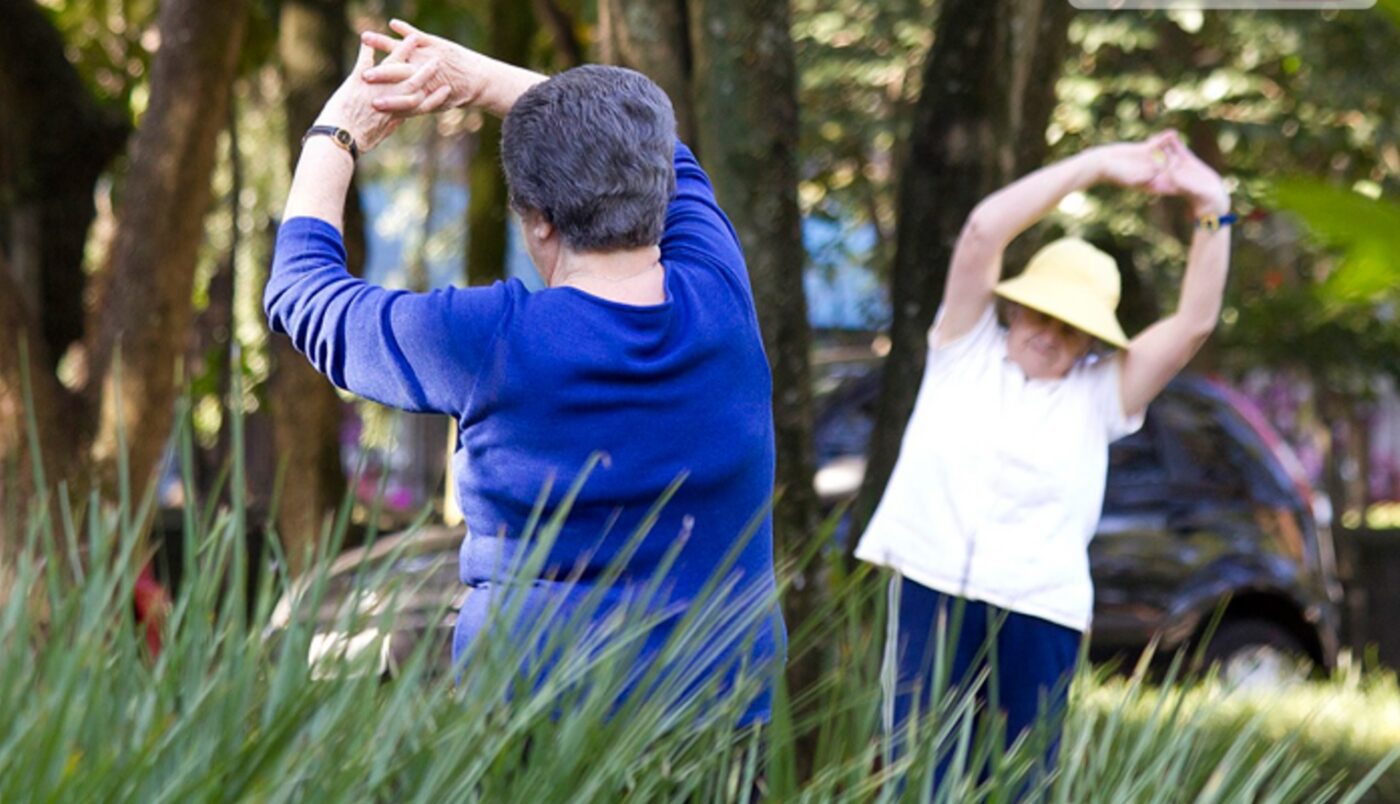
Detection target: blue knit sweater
<box><xmin>266</xmin><ymin>142</ymin><xmax>785</xmax><ymax>723</ymax></box>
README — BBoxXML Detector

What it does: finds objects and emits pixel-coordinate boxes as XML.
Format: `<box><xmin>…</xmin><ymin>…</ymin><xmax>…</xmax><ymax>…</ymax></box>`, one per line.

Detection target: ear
<box><xmin>519</xmin><ymin>208</ymin><xmax>554</xmax><ymax>243</ymax></box>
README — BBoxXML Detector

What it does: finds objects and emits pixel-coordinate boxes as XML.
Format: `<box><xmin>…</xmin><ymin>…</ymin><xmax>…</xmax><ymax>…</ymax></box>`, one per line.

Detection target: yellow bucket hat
<box><xmin>993</xmin><ymin>237</ymin><xmax>1129</xmax><ymax>349</ymax></box>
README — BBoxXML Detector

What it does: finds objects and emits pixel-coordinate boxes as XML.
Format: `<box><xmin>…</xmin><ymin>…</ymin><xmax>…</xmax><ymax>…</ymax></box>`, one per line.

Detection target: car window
<box><xmin>813</xmin><ymin>358</ymin><xmax>879</xmax><ymax>405</ymax></box>
<box><xmin>1103</xmin><ymin>423</ymin><xmax>1170</xmax><ymax>512</ymax></box>
<box><xmin>1155</xmin><ymin>392</ymin><xmax>1250</xmax><ymax>500</ymax></box>
<box><xmin>813</xmin><ymin>367</ymin><xmax>880</xmax><ymax>464</ymax></box>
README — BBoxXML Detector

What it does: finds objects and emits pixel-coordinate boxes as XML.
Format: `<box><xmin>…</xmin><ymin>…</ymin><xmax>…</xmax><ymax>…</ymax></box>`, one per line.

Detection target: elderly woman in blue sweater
<box><xmin>266</xmin><ymin>21</ymin><xmax>784</xmax><ymax>723</ymax></box>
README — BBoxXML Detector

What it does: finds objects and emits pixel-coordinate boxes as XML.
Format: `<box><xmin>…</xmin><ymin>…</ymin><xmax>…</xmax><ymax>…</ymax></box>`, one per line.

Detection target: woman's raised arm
<box><xmin>935</xmin><ymin>131</ymin><xmax>1178</xmax><ymax>346</ymax></box>
<box><xmin>1118</xmin><ymin>133</ymin><xmax>1232</xmax><ymax>418</ymax></box>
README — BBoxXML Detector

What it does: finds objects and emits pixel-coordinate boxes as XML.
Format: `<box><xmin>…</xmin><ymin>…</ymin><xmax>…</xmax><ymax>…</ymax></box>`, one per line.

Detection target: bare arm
<box><xmin>283</xmin><ymin>39</ymin><xmax>445</xmax><ymax>227</ymax></box>
<box><xmin>936</xmin><ymin>132</ymin><xmax>1179</xmax><ymax>346</ymax></box>
<box><xmin>1119</xmin><ymin>135</ymin><xmax>1232</xmax><ymax>418</ymax></box>
<box><xmin>270</xmin><ymin>40</ymin><xmax>511</xmax><ymax>415</ymax></box>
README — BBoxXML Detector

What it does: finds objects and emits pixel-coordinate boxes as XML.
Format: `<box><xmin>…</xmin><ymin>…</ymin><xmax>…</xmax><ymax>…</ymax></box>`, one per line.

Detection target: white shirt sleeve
<box><xmin>927</xmin><ymin>303</ymin><xmax>1000</xmax><ymax>369</ymax></box>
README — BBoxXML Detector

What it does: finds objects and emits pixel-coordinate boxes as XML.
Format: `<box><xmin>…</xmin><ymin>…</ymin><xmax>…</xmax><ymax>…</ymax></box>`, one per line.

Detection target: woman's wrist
<box><xmin>1191</xmin><ymin>188</ymin><xmax>1230</xmax><ymax>219</ymax></box>
<box><xmin>445</xmin><ymin>44</ymin><xmax>485</xmax><ymax>108</ymax></box>
<box><xmin>313</xmin><ymin>95</ymin><xmax>367</xmax><ymax>149</ymax></box>
<box><xmin>1078</xmin><ymin>147</ymin><xmax>1110</xmax><ymax>186</ymax></box>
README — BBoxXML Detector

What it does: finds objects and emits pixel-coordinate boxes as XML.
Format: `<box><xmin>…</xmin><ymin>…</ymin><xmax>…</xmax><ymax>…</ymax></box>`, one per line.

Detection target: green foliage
<box><xmin>2</xmin><ymin>408</ymin><xmax>1397</xmax><ymax>801</ymax></box>
<box><xmin>790</xmin><ymin>3</ymin><xmax>1400</xmax><ymax>384</ymax></box>
<box><xmin>1033</xmin><ymin>8</ymin><xmax>1400</xmax><ymax>381</ymax></box>
<box><xmin>1215</xmin><ymin>180</ymin><xmax>1400</xmax><ymax>384</ymax></box>
<box><xmin>1383</xmin><ymin>0</ymin><xmax>1400</xmax><ymax>29</ymax></box>
<box><xmin>36</xmin><ymin>0</ymin><xmax>159</xmax><ymax>115</ymax></box>
<box><xmin>1272</xmin><ymin>180</ymin><xmax>1400</xmax><ymax>307</ymax></box>
<box><xmin>1078</xmin><ymin>665</ymin><xmax>1400</xmax><ymax>803</ymax></box>
<box><xmin>793</xmin><ymin>0</ymin><xmax>936</xmax><ymax>274</ymax></box>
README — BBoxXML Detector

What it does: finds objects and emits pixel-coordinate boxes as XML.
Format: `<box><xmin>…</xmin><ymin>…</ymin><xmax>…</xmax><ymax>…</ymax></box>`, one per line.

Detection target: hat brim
<box><xmin>994</xmin><ymin>273</ymin><xmax>1130</xmax><ymax>349</ymax></box>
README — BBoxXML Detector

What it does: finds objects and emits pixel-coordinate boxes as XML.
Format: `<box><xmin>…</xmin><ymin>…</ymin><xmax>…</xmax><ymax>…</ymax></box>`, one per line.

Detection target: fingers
<box><xmin>363</xmin><ymin>62</ymin><xmax>416</xmax><ymax>84</ymax></box>
<box><xmin>361</xmin><ymin>30</ymin><xmax>400</xmax><ymax>56</ymax></box>
<box><xmin>1145</xmin><ymin>168</ymin><xmax>1175</xmax><ymax>196</ymax></box>
<box><xmin>353</xmin><ymin>41</ymin><xmax>374</xmax><ymax>74</ymax></box>
<box><xmin>371</xmin><ymin>82</ymin><xmax>449</xmax><ymax>117</ymax></box>
<box><xmin>389</xmin><ymin>18</ymin><xmax>424</xmax><ymax>39</ymax></box>
<box><xmin>372</xmin><ymin>58</ymin><xmax>440</xmax><ymax>114</ymax></box>
<box><xmin>384</xmin><ymin>31</ymin><xmax>420</xmax><ymax>65</ymax></box>
<box><xmin>414</xmin><ymin>84</ymin><xmax>453</xmax><ymax>115</ymax></box>
<box><xmin>372</xmin><ymin>91</ymin><xmax>425</xmax><ymax>114</ymax></box>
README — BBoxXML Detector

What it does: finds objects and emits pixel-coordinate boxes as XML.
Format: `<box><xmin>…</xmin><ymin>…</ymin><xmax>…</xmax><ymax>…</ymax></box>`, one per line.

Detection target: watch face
<box><xmin>335</xmin><ymin>130</ymin><xmax>352</xmax><ymax>147</ymax></box>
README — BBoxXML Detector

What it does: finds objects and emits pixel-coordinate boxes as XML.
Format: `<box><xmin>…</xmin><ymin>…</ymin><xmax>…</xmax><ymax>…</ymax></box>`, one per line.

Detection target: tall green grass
<box><xmin>2</xmin><ymin>399</ymin><xmax>1397</xmax><ymax>801</ymax></box>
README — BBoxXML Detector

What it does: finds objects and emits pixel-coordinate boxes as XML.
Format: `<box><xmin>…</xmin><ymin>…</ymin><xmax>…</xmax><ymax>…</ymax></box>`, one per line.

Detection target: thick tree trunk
<box><xmin>0</xmin><ymin>262</ymin><xmax>84</xmax><ymax>550</ymax></box>
<box><xmin>0</xmin><ymin>0</ymin><xmax>129</xmax><ymax>371</ymax></box>
<box><xmin>467</xmin><ymin>0</ymin><xmax>536</xmax><ymax>286</ymax></box>
<box><xmin>686</xmin><ymin>1</ymin><xmax>822</xmax><ymax>761</ymax></box>
<box><xmin>598</xmin><ymin>0</ymin><xmax>696</xmax><ymax>145</ymax></box>
<box><xmin>688</xmin><ymin>0</ymin><xmax>817</xmax><ymax>561</ymax></box>
<box><xmin>0</xmin><ymin>0</ymin><xmax>123</xmax><ymax>535</ymax></box>
<box><xmin>273</xmin><ymin>0</ymin><xmax>364</xmax><ymax>574</ymax></box>
<box><xmin>84</xmin><ymin>0</ymin><xmax>249</xmax><ymax>502</ymax></box>
<box><xmin>531</xmin><ymin>0</ymin><xmax>585</xmax><ymax>69</ymax></box>
<box><xmin>853</xmin><ymin>0</ymin><xmax>1072</xmax><ymax>532</ymax></box>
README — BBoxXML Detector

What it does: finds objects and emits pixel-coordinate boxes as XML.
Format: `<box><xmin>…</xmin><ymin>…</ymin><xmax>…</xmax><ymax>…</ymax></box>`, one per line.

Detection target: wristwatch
<box><xmin>302</xmin><ymin>125</ymin><xmax>359</xmax><ymax>160</ymax></box>
<box><xmin>1195</xmin><ymin>211</ymin><xmax>1238</xmax><ymax>232</ymax></box>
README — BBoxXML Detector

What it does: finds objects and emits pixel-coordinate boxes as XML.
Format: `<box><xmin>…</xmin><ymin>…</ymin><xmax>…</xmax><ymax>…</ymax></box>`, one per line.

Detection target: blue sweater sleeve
<box><xmin>661</xmin><ymin>142</ymin><xmax>752</xmax><ymax>294</ymax></box>
<box><xmin>264</xmin><ymin>217</ymin><xmax>510</xmax><ymax>415</ymax></box>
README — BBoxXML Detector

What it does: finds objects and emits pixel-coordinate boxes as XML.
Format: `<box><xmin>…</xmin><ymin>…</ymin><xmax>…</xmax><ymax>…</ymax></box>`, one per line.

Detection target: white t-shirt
<box><xmin>854</xmin><ymin>304</ymin><xmax>1144</xmax><ymax>632</ymax></box>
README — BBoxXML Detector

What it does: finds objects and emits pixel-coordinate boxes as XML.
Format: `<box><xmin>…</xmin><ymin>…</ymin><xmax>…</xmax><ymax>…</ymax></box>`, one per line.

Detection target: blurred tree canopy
<box><xmin>2</xmin><ymin>0</ymin><xmax>1398</xmax><ymax>561</ymax></box>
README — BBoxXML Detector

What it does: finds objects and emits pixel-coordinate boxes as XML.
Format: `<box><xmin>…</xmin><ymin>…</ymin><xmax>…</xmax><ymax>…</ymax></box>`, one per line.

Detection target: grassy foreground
<box><xmin>1</xmin><ymin>409</ymin><xmax>1396</xmax><ymax>802</ymax></box>
<box><xmin>3</xmin><ymin>501</ymin><xmax>1397</xmax><ymax>803</ymax></box>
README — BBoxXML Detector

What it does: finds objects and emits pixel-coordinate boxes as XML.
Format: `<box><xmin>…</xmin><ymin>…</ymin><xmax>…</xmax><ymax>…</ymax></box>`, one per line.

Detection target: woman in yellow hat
<box><xmin>855</xmin><ymin>129</ymin><xmax>1233</xmax><ymax>772</ymax></box>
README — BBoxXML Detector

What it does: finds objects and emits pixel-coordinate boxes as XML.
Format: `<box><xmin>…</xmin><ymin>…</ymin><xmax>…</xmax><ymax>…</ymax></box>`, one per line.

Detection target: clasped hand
<box><xmin>315</xmin><ymin>20</ymin><xmax>463</xmax><ymax>154</ymax></box>
<box><xmin>1095</xmin><ymin>130</ymin><xmax>1230</xmax><ymax>218</ymax></box>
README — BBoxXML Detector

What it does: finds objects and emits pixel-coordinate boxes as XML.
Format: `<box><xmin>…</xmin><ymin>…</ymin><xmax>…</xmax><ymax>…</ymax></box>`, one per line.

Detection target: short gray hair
<box><xmin>501</xmin><ymin>65</ymin><xmax>677</xmax><ymax>252</ymax></box>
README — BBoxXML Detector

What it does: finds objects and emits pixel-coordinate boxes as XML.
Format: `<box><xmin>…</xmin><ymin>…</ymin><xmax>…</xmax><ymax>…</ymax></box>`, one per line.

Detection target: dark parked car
<box><xmin>275</xmin><ymin>361</ymin><xmax>1342</xmax><ymax>687</ymax></box>
<box><xmin>812</xmin><ymin>357</ymin><xmax>1342</xmax><ymax>685</ymax></box>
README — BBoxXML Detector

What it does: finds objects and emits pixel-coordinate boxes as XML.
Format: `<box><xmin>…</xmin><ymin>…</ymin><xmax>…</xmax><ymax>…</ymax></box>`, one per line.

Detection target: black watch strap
<box><xmin>302</xmin><ymin>125</ymin><xmax>359</xmax><ymax>160</ymax></box>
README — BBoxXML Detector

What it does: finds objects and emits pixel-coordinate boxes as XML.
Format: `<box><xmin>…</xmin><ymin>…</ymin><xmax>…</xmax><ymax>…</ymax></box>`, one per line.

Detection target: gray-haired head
<box><xmin>501</xmin><ymin>65</ymin><xmax>677</xmax><ymax>252</ymax></box>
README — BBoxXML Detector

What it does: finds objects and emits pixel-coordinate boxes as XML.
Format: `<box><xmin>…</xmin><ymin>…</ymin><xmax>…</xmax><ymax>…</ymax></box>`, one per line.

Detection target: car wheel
<box><xmin>1203</xmin><ymin>619</ymin><xmax>1314</xmax><ymax>690</ymax></box>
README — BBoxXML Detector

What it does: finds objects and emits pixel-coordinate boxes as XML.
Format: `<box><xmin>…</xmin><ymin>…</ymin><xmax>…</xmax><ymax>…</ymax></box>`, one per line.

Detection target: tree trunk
<box><xmin>531</xmin><ymin>0</ymin><xmax>585</xmax><ymax>69</ymax></box>
<box><xmin>80</xmin><ymin>0</ymin><xmax>249</xmax><ymax>505</ymax></box>
<box><xmin>272</xmin><ymin>0</ymin><xmax>363</xmax><ymax>574</ymax></box>
<box><xmin>0</xmin><ymin>0</ymin><xmax>124</xmax><ymax>538</ymax></box>
<box><xmin>686</xmin><ymin>1</ymin><xmax>822</xmax><ymax>768</ymax></box>
<box><xmin>407</xmin><ymin>125</ymin><xmax>441</xmax><ymax>293</ymax></box>
<box><xmin>467</xmin><ymin>0</ymin><xmax>536</xmax><ymax>285</ymax></box>
<box><xmin>598</xmin><ymin>0</ymin><xmax>696</xmax><ymax>145</ymax></box>
<box><xmin>688</xmin><ymin>0</ymin><xmax>817</xmax><ymax>562</ymax></box>
<box><xmin>0</xmin><ymin>0</ymin><xmax>129</xmax><ymax>372</ymax></box>
<box><xmin>466</xmin><ymin>119</ymin><xmax>507</xmax><ymax>288</ymax></box>
<box><xmin>853</xmin><ymin>0</ymin><xmax>1073</xmax><ymax>532</ymax></box>
<box><xmin>0</xmin><ymin>262</ymin><xmax>84</xmax><ymax>549</ymax></box>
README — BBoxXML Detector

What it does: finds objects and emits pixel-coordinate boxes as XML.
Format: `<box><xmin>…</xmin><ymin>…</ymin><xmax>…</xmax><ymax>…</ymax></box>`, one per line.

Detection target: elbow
<box><xmin>261</xmin><ymin>281</ymin><xmax>279</xmax><ymax>327</ymax></box>
<box><xmin>1180</xmin><ymin>312</ymin><xmax>1219</xmax><ymax>349</ymax></box>
<box><xmin>262</xmin><ymin>247</ymin><xmax>326</xmax><ymax>335</ymax></box>
<box><xmin>959</xmin><ymin>205</ymin><xmax>1000</xmax><ymax>251</ymax></box>
<box><xmin>262</xmin><ymin>275</ymin><xmax>291</xmax><ymax>336</ymax></box>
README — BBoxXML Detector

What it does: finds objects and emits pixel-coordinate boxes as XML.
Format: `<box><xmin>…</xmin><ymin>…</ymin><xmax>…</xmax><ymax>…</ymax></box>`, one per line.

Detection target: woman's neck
<box><xmin>551</xmin><ymin>245</ymin><xmax>666</xmax><ymax>305</ymax></box>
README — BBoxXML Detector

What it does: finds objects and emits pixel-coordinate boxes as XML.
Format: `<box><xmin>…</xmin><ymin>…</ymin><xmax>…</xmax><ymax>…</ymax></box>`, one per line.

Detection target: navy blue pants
<box><xmin>886</xmin><ymin>577</ymin><xmax>1081</xmax><ymax>777</ymax></box>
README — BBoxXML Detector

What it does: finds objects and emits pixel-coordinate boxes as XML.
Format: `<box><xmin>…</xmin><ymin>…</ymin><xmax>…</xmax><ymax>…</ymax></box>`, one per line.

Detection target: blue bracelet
<box><xmin>1196</xmin><ymin>212</ymin><xmax>1238</xmax><ymax>232</ymax></box>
